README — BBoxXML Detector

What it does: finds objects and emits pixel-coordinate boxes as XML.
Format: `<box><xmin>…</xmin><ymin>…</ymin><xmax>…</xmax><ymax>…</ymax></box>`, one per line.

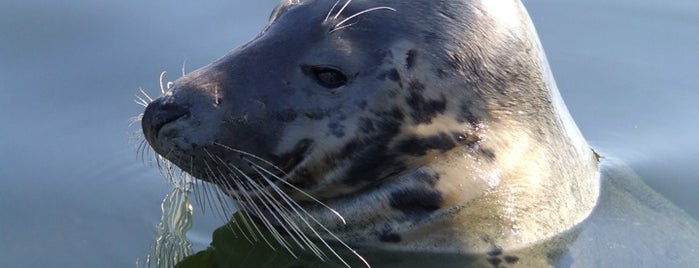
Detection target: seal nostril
<box><xmin>142</xmin><ymin>97</ymin><xmax>190</xmax><ymax>141</ymax></box>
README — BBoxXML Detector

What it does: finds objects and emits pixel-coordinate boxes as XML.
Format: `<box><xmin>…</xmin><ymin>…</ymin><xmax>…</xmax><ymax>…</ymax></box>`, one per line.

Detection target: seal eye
<box><xmin>304</xmin><ymin>65</ymin><xmax>348</xmax><ymax>88</ymax></box>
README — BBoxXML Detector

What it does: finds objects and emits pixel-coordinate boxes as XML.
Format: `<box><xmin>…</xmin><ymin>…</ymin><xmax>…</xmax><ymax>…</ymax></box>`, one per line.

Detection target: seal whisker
<box><xmin>139</xmin><ymin>87</ymin><xmax>154</xmax><ymax>102</ymax></box>
<box><xmin>201</xmin><ymin>163</ymin><xmax>231</xmax><ymax>222</ymax></box>
<box><xmin>159</xmin><ymin>71</ymin><xmax>168</xmax><ymax>94</ymax></box>
<box><xmin>128</xmin><ymin>114</ymin><xmax>143</xmax><ymax>127</ymax></box>
<box><xmin>207</xmin><ymin>168</ymin><xmax>255</xmax><ymax>244</ymax></box>
<box><xmin>329</xmin><ymin>22</ymin><xmax>357</xmax><ymax>33</ymax></box>
<box><xmin>199</xmin><ymin>157</ymin><xmax>224</xmax><ymax>218</ymax></box>
<box><xmin>135</xmin><ymin>96</ymin><xmax>149</xmax><ymax>107</ymax></box>
<box><xmin>181</xmin><ymin>58</ymin><xmax>188</xmax><ymax>77</ymax></box>
<box><xmin>246</xmin><ymin>161</ymin><xmax>368</xmax><ymax>268</ymax></box>
<box><xmin>232</xmin><ymin>177</ymin><xmax>288</xmax><ymax>254</ymax></box>
<box><xmin>216</xmin><ymin>159</ymin><xmax>315</xmax><ymax>258</ymax></box>
<box><xmin>236</xmin><ymin>174</ymin><xmax>312</xmax><ymax>259</ymax></box>
<box><xmin>332</xmin><ymin>6</ymin><xmax>396</xmax><ymax>32</ymax></box>
<box><xmin>245</xmin><ymin>158</ymin><xmax>347</xmax><ymax>225</ymax></box>
<box><xmin>324</xmin><ymin>0</ymin><xmax>342</xmax><ymax>23</ymax></box>
<box><xmin>212</xmin><ymin>157</ymin><xmax>322</xmax><ymax>256</ymax></box>
<box><xmin>248</xmin><ymin>164</ymin><xmax>340</xmax><ymax>262</ymax></box>
<box><xmin>213</xmin><ymin>142</ymin><xmax>287</xmax><ymax>173</ymax></box>
<box><xmin>135</xmin><ymin>138</ymin><xmax>150</xmax><ymax>164</ymax></box>
<box><xmin>201</xmin><ymin>152</ymin><xmax>256</xmax><ymax>240</ymax></box>
<box><xmin>247</xmin><ymin>168</ymin><xmax>335</xmax><ymax>260</ymax></box>
<box><xmin>333</xmin><ymin>0</ymin><xmax>353</xmax><ymax>21</ymax></box>
<box><xmin>213</xmin><ymin>143</ymin><xmax>347</xmax><ymax>225</ymax></box>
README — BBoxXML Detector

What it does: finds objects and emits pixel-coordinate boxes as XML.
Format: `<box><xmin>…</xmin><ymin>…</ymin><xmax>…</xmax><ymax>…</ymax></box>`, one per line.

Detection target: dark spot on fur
<box><xmin>408</xmin><ymin>79</ymin><xmax>426</xmax><ymax>92</ymax></box>
<box><xmin>395</xmin><ymin>133</ymin><xmax>456</xmax><ymax>156</ymax></box>
<box><xmin>275</xmin><ymin>108</ymin><xmax>298</xmax><ymax>122</ymax></box>
<box><xmin>328</xmin><ymin>121</ymin><xmax>345</xmax><ymax>138</ymax></box>
<box><xmin>276</xmin><ymin>139</ymin><xmax>312</xmax><ymax>173</ymax></box>
<box><xmin>479</xmin><ymin>148</ymin><xmax>496</xmax><ymax>160</ymax></box>
<box><xmin>406</xmin><ymin>93</ymin><xmax>447</xmax><ymax>124</ymax></box>
<box><xmin>406</xmin><ymin>50</ymin><xmax>417</xmax><ymax>70</ymax></box>
<box><xmin>377</xmin><ymin>111</ymin><xmax>404</xmax><ymax>131</ymax></box>
<box><xmin>341</xmin><ymin>117</ymin><xmax>404</xmax><ymax>185</ymax></box>
<box><xmin>488</xmin><ymin>246</ymin><xmax>503</xmax><ymax>256</ymax></box>
<box><xmin>454</xmin><ymin>131</ymin><xmax>481</xmax><ymax>147</ymax></box>
<box><xmin>487</xmin><ymin>257</ymin><xmax>503</xmax><ymax>266</ymax></box>
<box><xmin>358</xmin><ymin>118</ymin><xmax>376</xmax><ymax>132</ymax></box>
<box><xmin>339</xmin><ymin>140</ymin><xmax>362</xmax><ymax>159</ymax></box>
<box><xmin>302</xmin><ymin>109</ymin><xmax>329</xmax><ymax>120</ymax></box>
<box><xmin>385</xmin><ymin>107</ymin><xmax>405</xmax><ymax>121</ymax></box>
<box><xmin>343</xmin><ymin>149</ymin><xmax>404</xmax><ymax>185</ymax></box>
<box><xmin>504</xmin><ymin>256</ymin><xmax>519</xmax><ymax>264</ymax></box>
<box><xmin>378</xmin><ymin>231</ymin><xmax>402</xmax><ymax>243</ymax></box>
<box><xmin>390</xmin><ymin>187</ymin><xmax>442</xmax><ymax>221</ymax></box>
<box><xmin>378</xmin><ymin>68</ymin><xmax>401</xmax><ymax>83</ymax></box>
<box><xmin>289</xmin><ymin>168</ymin><xmax>316</xmax><ymax>189</ymax></box>
<box><xmin>457</xmin><ymin>101</ymin><xmax>481</xmax><ymax>125</ymax></box>
<box><xmin>387</xmin><ymin>69</ymin><xmax>400</xmax><ymax>81</ymax></box>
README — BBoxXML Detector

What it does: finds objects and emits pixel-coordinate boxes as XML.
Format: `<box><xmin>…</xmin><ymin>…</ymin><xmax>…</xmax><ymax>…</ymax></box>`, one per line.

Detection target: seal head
<box><xmin>142</xmin><ymin>0</ymin><xmax>599</xmax><ymax>256</ymax></box>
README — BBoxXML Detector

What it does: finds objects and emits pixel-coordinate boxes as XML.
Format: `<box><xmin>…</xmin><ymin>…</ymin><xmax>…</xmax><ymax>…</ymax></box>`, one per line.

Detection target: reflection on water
<box><xmin>143</xmin><ymin>162</ymin><xmax>195</xmax><ymax>268</ymax></box>
<box><xmin>0</xmin><ymin>0</ymin><xmax>697</xmax><ymax>267</ymax></box>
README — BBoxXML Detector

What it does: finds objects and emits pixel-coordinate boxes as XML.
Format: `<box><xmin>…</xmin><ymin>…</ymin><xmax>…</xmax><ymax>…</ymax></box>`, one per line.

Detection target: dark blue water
<box><xmin>0</xmin><ymin>0</ymin><xmax>697</xmax><ymax>267</ymax></box>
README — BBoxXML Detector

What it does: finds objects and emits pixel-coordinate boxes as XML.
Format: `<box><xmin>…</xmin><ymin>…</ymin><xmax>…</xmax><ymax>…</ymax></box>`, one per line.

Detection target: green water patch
<box><xmin>175</xmin><ymin>212</ymin><xmax>344</xmax><ymax>268</ymax></box>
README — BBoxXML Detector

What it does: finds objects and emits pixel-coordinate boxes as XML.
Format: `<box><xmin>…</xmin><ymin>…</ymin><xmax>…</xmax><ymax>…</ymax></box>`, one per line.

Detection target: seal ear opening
<box><xmin>302</xmin><ymin>65</ymin><xmax>348</xmax><ymax>88</ymax></box>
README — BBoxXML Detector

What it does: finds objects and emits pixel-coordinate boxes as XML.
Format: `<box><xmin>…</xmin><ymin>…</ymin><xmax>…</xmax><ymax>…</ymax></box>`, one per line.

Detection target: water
<box><xmin>0</xmin><ymin>0</ymin><xmax>697</xmax><ymax>267</ymax></box>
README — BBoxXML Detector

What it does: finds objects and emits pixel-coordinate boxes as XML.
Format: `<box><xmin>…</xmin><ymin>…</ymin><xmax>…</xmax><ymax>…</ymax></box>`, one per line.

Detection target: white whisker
<box><xmin>247</xmin><ymin>164</ymin><xmax>332</xmax><ymax>260</ymax></box>
<box><xmin>232</xmin><ymin>178</ymin><xmax>285</xmax><ymax>253</ymax></box>
<box><xmin>247</xmin><ymin>162</ymin><xmax>365</xmax><ymax>268</ymax></box>
<box><xmin>135</xmin><ymin>97</ymin><xmax>149</xmax><ymax>107</ymax></box>
<box><xmin>216</xmin><ymin>159</ymin><xmax>307</xmax><ymax>258</ymax></box>
<box><xmin>214</xmin><ymin>142</ymin><xmax>346</xmax><ymax>224</ymax></box>
<box><xmin>159</xmin><ymin>71</ymin><xmax>168</xmax><ymax>94</ymax></box>
<box><xmin>139</xmin><ymin>87</ymin><xmax>154</xmax><ymax>102</ymax></box>
<box><xmin>128</xmin><ymin>114</ymin><xmax>143</xmax><ymax>127</ymax></box>
<box><xmin>333</xmin><ymin>0</ymin><xmax>353</xmax><ymax>20</ymax></box>
<box><xmin>208</xmin><ymin>169</ymin><xmax>255</xmax><ymax>244</ymax></box>
<box><xmin>324</xmin><ymin>0</ymin><xmax>342</xmax><ymax>22</ymax></box>
<box><xmin>333</xmin><ymin>6</ymin><xmax>396</xmax><ymax>31</ymax></box>
<box><xmin>213</xmin><ymin>157</ymin><xmax>316</xmax><ymax>252</ymax></box>
<box><xmin>202</xmin><ymin>149</ymin><xmax>263</xmax><ymax>243</ymax></box>
<box><xmin>181</xmin><ymin>59</ymin><xmax>188</xmax><ymax>77</ymax></box>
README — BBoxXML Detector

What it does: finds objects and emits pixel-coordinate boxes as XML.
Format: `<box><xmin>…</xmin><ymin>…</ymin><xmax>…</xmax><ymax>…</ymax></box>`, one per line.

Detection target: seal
<box><xmin>140</xmin><ymin>0</ymin><xmax>699</xmax><ymax>267</ymax></box>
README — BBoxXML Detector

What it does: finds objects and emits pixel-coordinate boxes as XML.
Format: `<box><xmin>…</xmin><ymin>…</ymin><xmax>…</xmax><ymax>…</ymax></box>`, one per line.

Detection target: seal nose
<box><xmin>141</xmin><ymin>97</ymin><xmax>190</xmax><ymax>143</ymax></box>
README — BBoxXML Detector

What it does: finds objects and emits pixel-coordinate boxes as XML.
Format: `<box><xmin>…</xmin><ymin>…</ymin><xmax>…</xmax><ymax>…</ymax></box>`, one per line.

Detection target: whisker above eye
<box><xmin>332</xmin><ymin>6</ymin><xmax>397</xmax><ymax>32</ymax></box>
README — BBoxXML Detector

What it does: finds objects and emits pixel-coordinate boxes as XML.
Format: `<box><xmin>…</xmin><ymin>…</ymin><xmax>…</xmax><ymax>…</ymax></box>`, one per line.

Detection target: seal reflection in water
<box><xmin>140</xmin><ymin>0</ymin><xmax>699</xmax><ymax>267</ymax></box>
